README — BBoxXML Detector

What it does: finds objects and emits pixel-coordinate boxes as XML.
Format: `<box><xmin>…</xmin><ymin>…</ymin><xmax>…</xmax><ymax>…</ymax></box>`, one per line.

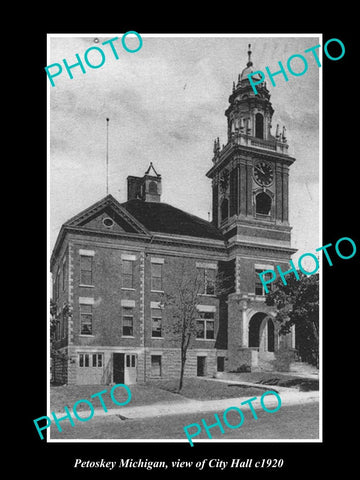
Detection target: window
<box><xmin>103</xmin><ymin>217</ymin><xmax>114</xmax><ymax>228</ymax></box>
<box><xmin>151</xmin><ymin>263</ymin><xmax>163</xmax><ymax>291</ymax></box>
<box><xmin>56</xmin><ymin>269</ymin><xmax>60</xmax><ymax>299</ymax></box>
<box><xmin>197</xmin><ymin>267</ymin><xmax>216</xmax><ymax>295</ymax></box>
<box><xmin>197</xmin><ymin>356</ymin><xmax>207</xmax><ymax>376</ymax></box>
<box><xmin>217</xmin><ymin>356</ymin><xmax>225</xmax><ymax>372</ymax></box>
<box><xmin>255</xmin><ymin>192</ymin><xmax>271</xmax><ymax>215</ymax></box>
<box><xmin>60</xmin><ymin>311</ymin><xmax>65</xmax><ymax>338</ymax></box>
<box><xmin>59</xmin><ymin>269</ymin><xmax>63</xmax><ymax>295</ymax></box>
<box><xmin>255</xmin><ymin>113</ymin><xmax>264</xmax><ymax>139</ymax></box>
<box><xmin>149</xmin><ymin>181</ymin><xmax>158</xmax><ymax>194</ymax></box>
<box><xmin>80</xmin><ymin>304</ymin><xmax>93</xmax><ymax>335</ymax></box>
<box><xmin>255</xmin><ymin>268</ymin><xmax>274</xmax><ymax>295</ymax></box>
<box><xmin>122</xmin><ymin>307</ymin><xmax>134</xmax><ymax>336</ymax></box>
<box><xmin>220</xmin><ymin>198</ymin><xmax>229</xmax><ymax>221</ymax></box>
<box><xmin>92</xmin><ymin>353</ymin><xmax>103</xmax><ymax>367</ymax></box>
<box><xmin>80</xmin><ymin>255</ymin><xmax>93</xmax><ymax>285</ymax></box>
<box><xmin>79</xmin><ymin>353</ymin><xmax>89</xmax><ymax>367</ymax></box>
<box><xmin>55</xmin><ymin>318</ymin><xmax>60</xmax><ymax>340</ymax></box>
<box><xmin>62</xmin><ymin>256</ymin><xmax>67</xmax><ymax>291</ymax></box>
<box><xmin>151</xmin><ymin>309</ymin><xmax>162</xmax><ymax>337</ymax></box>
<box><xmin>79</xmin><ymin>353</ymin><xmax>103</xmax><ymax>367</ymax></box>
<box><xmin>151</xmin><ymin>355</ymin><xmax>162</xmax><ymax>376</ymax></box>
<box><xmin>125</xmin><ymin>354</ymin><xmax>136</xmax><ymax>368</ymax></box>
<box><xmin>196</xmin><ymin>312</ymin><xmax>215</xmax><ymax>340</ymax></box>
<box><xmin>122</xmin><ymin>259</ymin><xmax>134</xmax><ymax>289</ymax></box>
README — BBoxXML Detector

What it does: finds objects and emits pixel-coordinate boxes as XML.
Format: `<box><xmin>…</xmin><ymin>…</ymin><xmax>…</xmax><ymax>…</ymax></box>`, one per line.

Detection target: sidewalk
<box><xmin>59</xmin><ymin>380</ymin><xmax>319</xmax><ymax>421</ymax></box>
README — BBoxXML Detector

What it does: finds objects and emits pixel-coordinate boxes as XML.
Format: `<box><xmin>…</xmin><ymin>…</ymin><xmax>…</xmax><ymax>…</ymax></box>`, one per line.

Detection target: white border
<box><xmin>46</xmin><ymin>32</ymin><xmax>322</xmax><ymax>444</ymax></box>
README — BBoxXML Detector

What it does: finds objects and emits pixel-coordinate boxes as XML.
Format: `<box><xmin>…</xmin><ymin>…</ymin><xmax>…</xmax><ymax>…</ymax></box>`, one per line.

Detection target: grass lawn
<box><xmin>50</xmin><ymin>373</ymin><xmax>318</xmax><ymax>413</ymax></box>
<box><xmin>50</xmin><ymin>382</ymin><xmax>188</xmax><ymax>412</ymax></box>
<box><xmin>144</xmin><ymin>377</ymin><xmax>268</xmax><ymax>400</ymax></box>
<box><xmin>224</xmin><ymin>372</ymin><xmax>319</xmax><ymax>391</ymax></box>
<box><xmin>50</xmin><ymin>402</ymin><xmax>320</xmax><ymax>440</ymax></box>
<box><xmin>51</xmin><ymin>377</ymin><xmax>269</xmax><ymax>412</ymax></box>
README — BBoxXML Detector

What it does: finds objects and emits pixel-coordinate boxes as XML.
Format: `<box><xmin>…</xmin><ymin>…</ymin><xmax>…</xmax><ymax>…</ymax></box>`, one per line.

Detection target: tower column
<box><xmin>246</xmin><ymin>161</ymin><xmax>253</xmax><ymax>215</ymax></box>
<box><xmin>275</xmin><ymin>163</ymin><xmax>283</xmax><ymax>221</ymax></box>
<box><xmin>206</xmin><ymin>44</ymin><xmax>297</xmax><ymax>373</ymax></box>
<box><xmin>282</xmin><ymin>165</ymin><xmax>289</xmax><ymax>223</ymax></box>
<box><xmin>239</xmin><ymin>160</ymin><xmax>247</xmax><ymax>216</ymax></box>
<box><xmin>212</xmin><ymin>179</ymin><xmax>219</xmax><ymax>226</ymax></box>
<box><xmin>229</xmin><ymin>164</ymin><xmax>239</xmax><ymax>216</ymax></box>
<box><xmin>241</xmin><ymin>305</ymin><xmax>249</xmax><ymax>347</ymax></box>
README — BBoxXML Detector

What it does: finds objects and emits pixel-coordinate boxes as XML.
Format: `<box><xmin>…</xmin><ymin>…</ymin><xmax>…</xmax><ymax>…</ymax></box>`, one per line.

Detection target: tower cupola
<box><xmin>206</xmin><ymin>44</ymin><xmax>295</xmax><ymax>233</ymax></box>
<box><xmin>127</xmin><ymin>162</ymin><xmax>162</xmax><ymax>203</ymax></box>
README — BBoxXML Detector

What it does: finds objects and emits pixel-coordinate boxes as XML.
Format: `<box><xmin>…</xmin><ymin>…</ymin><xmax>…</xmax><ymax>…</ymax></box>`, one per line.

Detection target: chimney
<box><xmin>127</xmin><ymin>176</ymin><xmax>143</xmax><ymax>200</ymax></box>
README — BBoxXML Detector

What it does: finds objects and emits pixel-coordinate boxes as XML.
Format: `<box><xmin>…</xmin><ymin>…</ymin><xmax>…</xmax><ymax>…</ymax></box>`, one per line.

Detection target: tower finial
<box><xmin>247</xmin><ymin>43</ymin><xmax>253</xmax><ymax>67</ymax></box>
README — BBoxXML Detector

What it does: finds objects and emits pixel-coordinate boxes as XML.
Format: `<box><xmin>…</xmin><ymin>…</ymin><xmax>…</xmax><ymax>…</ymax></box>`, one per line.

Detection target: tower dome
<box><xmin>239</xmin><ymin>44</ymin><xmax>261</xmax><ymax>82</ymax></box>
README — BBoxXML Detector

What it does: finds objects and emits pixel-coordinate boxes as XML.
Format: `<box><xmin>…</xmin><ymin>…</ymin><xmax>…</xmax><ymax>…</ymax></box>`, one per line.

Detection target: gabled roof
<box><xmin>121</xmin><ymin>199</ymin><xmax>224</xmax><ymax>241</ymax></box>
<box><xmin>51</xmin><ymin>195</ymin><xmax>151</xmax><ymax>267</ymax></box>
<box><xmin>51</xmin><ymin>195</ymin><xmax>225</xmax><ymax>267</ymax></box>
<box><xmin>144</xmin><ymin>162</ymin><xmax>160</xmax><ymax>177</ymax></box>
<box><xmin>64</xmin><ymin>194</ymin><xmax>150</xmax><ymax>235</ymax></box>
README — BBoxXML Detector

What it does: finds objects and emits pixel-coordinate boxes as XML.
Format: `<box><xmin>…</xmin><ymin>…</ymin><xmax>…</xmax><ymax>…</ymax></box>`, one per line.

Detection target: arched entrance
<box><xmin>267</xmin><ymin>318</ymin><xmax>275</xmax><ymax>352</ymax></box>
<box><xmin>248</xmin><ymin>313</ymin><xmax>275</xmax><ymax>353</ymax></box>
<box><xmin>248</xmin><ymin>313</ymin><xmax>263</xmax><ymax>348</ymax></box>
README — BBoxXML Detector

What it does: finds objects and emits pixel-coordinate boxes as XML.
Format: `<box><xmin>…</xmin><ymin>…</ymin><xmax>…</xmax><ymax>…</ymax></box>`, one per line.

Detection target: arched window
<box><xmin>149</xmin><ymin>181</ymin><xmax>158</xmax><ymax>194</ymax></box>
<box><xmin>255</xmin><ymin>113</ymin><xmax>264</xmax><ymax>139</ymax></box>
<box><xmin>256</xmin><ymin>192</ymin><xmax>271</xmax><ymax>215</ymax></box>
<box><xmin>220</xmin><ymin>198</ymin><xmax>229</xmax><ymax>222</ymax></box>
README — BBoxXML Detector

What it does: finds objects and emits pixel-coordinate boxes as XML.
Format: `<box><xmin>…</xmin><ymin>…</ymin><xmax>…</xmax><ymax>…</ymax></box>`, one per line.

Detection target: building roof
<box><xmin>121</xmin><ymin>199</ymin><xmax>224</xmax><ymax>241</ymax></box>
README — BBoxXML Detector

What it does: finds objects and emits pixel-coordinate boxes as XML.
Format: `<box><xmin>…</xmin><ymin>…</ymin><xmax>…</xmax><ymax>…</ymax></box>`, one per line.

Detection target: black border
<box><xmin>24</xmin><ymin>21</ymin><xmax>357</xmax><ymax>477</ymax></box>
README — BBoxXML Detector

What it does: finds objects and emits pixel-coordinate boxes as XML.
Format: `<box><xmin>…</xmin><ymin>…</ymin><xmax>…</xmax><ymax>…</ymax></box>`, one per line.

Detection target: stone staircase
<box><xmin>289</xmin><ymin>361</ymin><xmax>319</xmax><ymax>377</ymax></box>
<box><xmin>254</xmin><ymin>358</ymin><xmax>319</xmax><ymax>377</ymax></box>
<box><xmin>254</xmin><ymin>358</ymin><xmax>275</xmax><ymax>372</ymax></box>
<box><xmin>253</xmin><ymin>352</ymin><xmax>276</xmax><ymax>372</ymax></box>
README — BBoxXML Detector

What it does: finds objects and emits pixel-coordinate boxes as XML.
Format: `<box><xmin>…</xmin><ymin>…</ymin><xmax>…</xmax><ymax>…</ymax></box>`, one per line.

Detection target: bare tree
<box><xmin>161</xmin><ymin>262</ymin><xmax>233</xmax><ymax>392</ymax></box>
<box><xmin>161</xmin><ymin>264</ymin><xmax>202</xmax><ymax>392</ymax></box>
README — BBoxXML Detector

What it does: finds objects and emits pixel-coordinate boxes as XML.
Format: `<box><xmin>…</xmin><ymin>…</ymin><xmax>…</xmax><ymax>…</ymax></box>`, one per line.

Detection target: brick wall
<box><xmin>52</xmin><ymin>347</ymin><xmax>69</xmax><ymax>385</ymax></box>
<box><xmin>145</xmin><ymin>348</ymin><xmax>219</xmax><ymax>380</ymax></box>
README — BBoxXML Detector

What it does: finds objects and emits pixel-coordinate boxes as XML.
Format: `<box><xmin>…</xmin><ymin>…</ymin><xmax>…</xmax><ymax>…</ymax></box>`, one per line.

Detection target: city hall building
<box><xmin>50</xmin><ymin>48</ymin><xmax>297</xmax><ymax>385</ymax></box>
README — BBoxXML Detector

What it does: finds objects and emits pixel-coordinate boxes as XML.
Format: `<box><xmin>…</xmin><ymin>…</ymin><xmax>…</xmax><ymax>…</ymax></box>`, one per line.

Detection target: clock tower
<box><xmin>207</xmin><ymin>45</ymin><xmax>298</xmax><ymax>371</ymax></box>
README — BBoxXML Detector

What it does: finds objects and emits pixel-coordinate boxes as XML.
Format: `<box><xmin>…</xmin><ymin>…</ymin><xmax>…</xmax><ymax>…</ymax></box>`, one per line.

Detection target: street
<box><xmin>49</xmin><ymin>401</ymin><xmax>319</xmax><ymax>441</ymax></box>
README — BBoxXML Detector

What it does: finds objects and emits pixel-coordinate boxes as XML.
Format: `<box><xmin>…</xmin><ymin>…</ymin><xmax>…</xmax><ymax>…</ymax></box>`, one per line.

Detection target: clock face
<box><xmin>253</xmin><ymin>161</ymin><xmax>274</xmax><ymax>187</ymax></box>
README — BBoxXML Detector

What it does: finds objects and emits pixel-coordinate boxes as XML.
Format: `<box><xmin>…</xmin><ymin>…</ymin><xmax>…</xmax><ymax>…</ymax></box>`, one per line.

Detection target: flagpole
<box><xmin>106</xmin><ymin>117</ymin><xmax>109</xmax><ymax>195</ymax></box>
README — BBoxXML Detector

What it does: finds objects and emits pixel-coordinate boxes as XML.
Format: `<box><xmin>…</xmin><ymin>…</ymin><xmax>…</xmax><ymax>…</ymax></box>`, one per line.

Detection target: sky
<box><xmin>48</xmin><ymin>34</ymin><xmax>321</xmax><ymax>264</ymax></box>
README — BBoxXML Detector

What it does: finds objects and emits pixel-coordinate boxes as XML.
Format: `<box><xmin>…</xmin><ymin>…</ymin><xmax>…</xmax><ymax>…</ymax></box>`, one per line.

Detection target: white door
<box><xmin>124</xmin><ymin>353</ymin><xmax>137</xmax><ymax>384</ymax></box>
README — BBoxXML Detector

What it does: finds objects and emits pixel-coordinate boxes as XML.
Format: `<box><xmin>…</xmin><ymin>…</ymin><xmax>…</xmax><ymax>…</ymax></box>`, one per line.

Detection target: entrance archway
<box><xmin>248</xmin><ymin>313</ymin><xmax>275</xmax><ymax>352</ymax></box>
<box><xmin>248</xmin><ymin>313</ymin><xmax>264</xmax><ymax>347</ymax></box>
<box><xmin>267</xmin><ymin>318</ymin><xmax>275</xmax><ymax>352</ymax></box>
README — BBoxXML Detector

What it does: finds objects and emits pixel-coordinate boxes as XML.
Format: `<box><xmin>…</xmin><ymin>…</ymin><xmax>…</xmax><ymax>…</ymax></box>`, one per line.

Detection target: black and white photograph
<box><xmin>47</xmin><ymin>34</ymin><xmax>321</xmax><ymax>443</ymax></box>
<box><xmin>25</xmin><ymin>26</ymin><xmax>357</xmax><ymax>476</ymax></box>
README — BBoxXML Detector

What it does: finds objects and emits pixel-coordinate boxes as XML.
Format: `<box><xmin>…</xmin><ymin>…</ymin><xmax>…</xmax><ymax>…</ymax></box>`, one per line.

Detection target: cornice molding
<box><xmin>51</xmin><ymin>225</ymin><xmax>228</xmax><ymax>269</ymax></box>
<box><xmin>65</xmin><ymin>194</ymin><xmax>150</xmax><ymax>236</ymax></box>
<box><xmin>227</xmin><ymin>241</ymin><xmax>297</xmax><ymax>256</ymax></box>
<box><xmin>207</xmin><ymin>143</ymin><xmax>295</xmax><ymax>178</ymax></box>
